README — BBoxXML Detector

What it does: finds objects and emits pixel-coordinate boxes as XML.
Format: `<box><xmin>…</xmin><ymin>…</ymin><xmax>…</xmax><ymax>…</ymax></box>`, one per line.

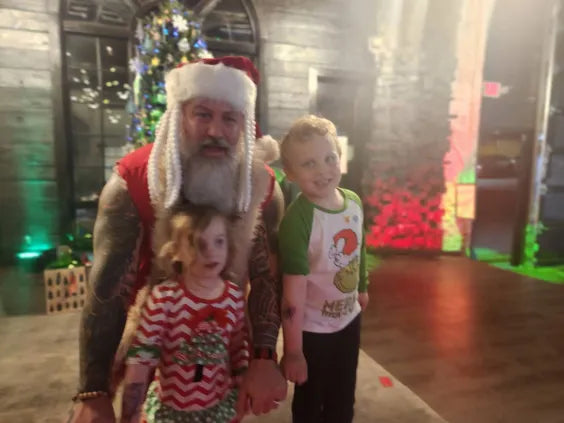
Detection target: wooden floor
<box><xmin>362</xmin><ymin>256</ymin><xmax>564</xmax><ymax>423</ymax></box>
<box><xmin>2</xmin><ymin>256</ymin><xmax>564</xmax><ymax>422</ymax></box>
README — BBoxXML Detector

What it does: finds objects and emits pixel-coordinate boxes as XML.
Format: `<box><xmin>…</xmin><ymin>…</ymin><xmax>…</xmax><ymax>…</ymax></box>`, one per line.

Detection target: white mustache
<box><xmin>200</xmin><ymin>137</ymin><xmax>230</xmax><ymax>150</ymax></box>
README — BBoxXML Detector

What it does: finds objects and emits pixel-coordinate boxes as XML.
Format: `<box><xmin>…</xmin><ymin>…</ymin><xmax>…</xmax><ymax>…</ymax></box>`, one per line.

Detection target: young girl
<box><xmin>120</xmin><ymin>207</ymin><xmax>249</xmax><ymax>423</ymax></box>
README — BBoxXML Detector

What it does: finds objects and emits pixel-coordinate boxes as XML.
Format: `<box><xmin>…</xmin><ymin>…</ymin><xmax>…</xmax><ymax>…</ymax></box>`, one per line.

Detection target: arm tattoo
<box><xmin>248</xmin><ymin>220</ymin><xmax>280</xmax><ymax>348</ymax></box>
<box><xmin>78</xmin><ymin>173</ymin><xmax>143</xmax><ymax>392</ymax></box>
<box><xmin>247</xmin><ymin>183</ymin><xmax>284</xmax><ymax>348</ymax></box>
<box><xmin>121</xmin><ymin>382</ymin><xmax>145</xmax><ymax>420</ymax></box>
<box><xmin>282</xmin><ymin>305</ymin><xmax>296</xmax><ymax>321</ymax></box>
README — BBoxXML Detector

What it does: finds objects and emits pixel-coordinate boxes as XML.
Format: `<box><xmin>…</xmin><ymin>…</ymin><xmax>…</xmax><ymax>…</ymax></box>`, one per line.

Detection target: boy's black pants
<box><xmin>291</xmin><ymin>313</ymin><xmax>361</xmax><ymax>423</ymax></box>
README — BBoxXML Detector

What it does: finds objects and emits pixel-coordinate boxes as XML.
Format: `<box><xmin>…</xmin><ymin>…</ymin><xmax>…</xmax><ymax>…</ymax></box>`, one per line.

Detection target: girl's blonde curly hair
<box><xmin>157</xmin><ymin>206</ymin><xmax>235</xmax><ymax>279</ymax></box>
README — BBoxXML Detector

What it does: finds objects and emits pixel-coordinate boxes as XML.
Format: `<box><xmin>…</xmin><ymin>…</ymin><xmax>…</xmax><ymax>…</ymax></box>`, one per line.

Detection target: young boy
<box><xmin>278</xmin><ymin>115</ymin><xmax>369</xmax><ymax>423</ymax></box>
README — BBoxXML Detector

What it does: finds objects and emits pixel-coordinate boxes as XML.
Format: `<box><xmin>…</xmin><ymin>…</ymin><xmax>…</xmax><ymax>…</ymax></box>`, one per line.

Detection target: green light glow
<box><xmin>473</xmin><ymin>247</ymin><xmax>563</xmax><ymax>284</ymax></box>
<box><xmin>16</xmin><ymin>236</ymin><xmax>52</xmax><ymax>262</ymax></box>
<box><xmin>443</xmin><ymin>234</ymin><xmax>463</xmax><ymax>252</ymax></box>
<box><xmin>456</xmin><ymin>166</ymin><xmax>476</xmax><ymax>184</ymax></box>
<box><xmin>473</xmin><ymin>247</ymin><xmax>510</xmax><ymax>263</ymax></box>
<box><xmin>495</xmin><ymin>263</ymin><xmax>564</xmax><ymax>284</ymax></box>
<box><xmin>16</xmin><ymin>251</ymin><xmax>42</xmax><ymax>259</ymax></box>
<box><xmin>21</xmin><ymin>241</ymin><xmax>51</xmax><ymax>252</ymax></box>
<box><xmin>523</xmin><ymin>223</ymin><xmax>542</xmax><ymax>268</ymax></box>
<box><xmin>441</xmin><ymin>183</ymin><xmax>463</xmax><ymax>252</ymax></box>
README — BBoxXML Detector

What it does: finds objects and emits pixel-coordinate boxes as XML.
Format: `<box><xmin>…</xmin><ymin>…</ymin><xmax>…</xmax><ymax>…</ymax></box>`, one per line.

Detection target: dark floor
<box><xmin>362</xmin><ymin>256</ymin><xmax>564</xmax><ymax>423</ymax></box>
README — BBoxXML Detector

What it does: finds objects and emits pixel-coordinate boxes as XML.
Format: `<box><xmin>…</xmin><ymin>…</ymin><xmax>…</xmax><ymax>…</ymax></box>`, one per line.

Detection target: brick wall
<box><xmin>361</xmin><ymin>0</ymin><xmax>492</xmax><ymax>251</ymax></box>
<box><xmin>255</xmin><ymin>0</ymin><xmax>373</xmax><ymax>139</ymax></box>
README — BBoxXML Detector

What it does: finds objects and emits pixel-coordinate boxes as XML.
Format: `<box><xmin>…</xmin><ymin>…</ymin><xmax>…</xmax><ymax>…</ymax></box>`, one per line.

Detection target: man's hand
<box><xmin>66</xmin><ymin>397</ymin><xmax>116</xmax><ymax>423</ymax></box>
<box><xmin>235</xmin><ymin>359</ymin><xmax>287</xmax><ymax>418</ymax></box>
<box><xmin>358</xmin><ymin>292</ymin><xmax>369</xmax><ymax>311</ymax></box>
<box><xmin>281</xmin><ymin>350</ymin><xmax>308</xmax><ymax>385</ymax></box>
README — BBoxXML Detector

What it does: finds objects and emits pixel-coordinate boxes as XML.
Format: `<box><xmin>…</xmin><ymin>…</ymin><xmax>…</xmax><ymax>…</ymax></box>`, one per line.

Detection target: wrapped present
<box><xmin>43</xmin><ymin>266</ymin><xmax>87</xmax><ymax>315</ymax></box>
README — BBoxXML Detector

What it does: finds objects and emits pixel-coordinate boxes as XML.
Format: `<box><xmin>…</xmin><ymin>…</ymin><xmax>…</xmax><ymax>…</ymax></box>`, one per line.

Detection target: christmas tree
<box><xmin>128</xmin><ymin>0</ymin><xmax>212</xmax><ymax>146</ymax></box>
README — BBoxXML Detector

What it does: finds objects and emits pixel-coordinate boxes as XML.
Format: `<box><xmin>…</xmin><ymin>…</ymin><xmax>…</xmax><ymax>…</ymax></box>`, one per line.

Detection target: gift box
<box><xmin>43</xmin><ymin>266</ymin><xmax>88</xmax><ymax>315</ymax></box>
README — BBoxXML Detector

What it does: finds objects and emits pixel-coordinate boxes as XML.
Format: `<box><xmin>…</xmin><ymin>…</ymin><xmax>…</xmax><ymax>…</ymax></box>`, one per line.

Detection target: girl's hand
<box><xmin>358</xmin><ymin>292</ymin><xmax>369</xmax><ymax>310</ymax></box>
<box><xmin>281</xmin><ymin>351</ymin><xmax>308</xmax><ymax>385</ymax></box>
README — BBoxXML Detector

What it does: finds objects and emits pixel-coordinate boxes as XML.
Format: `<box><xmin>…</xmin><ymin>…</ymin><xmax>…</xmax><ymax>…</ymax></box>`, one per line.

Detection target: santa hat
<box><xmin>147</xmin><ymin>56</ymin><xmax>273</xmax><ymax>212</ymax></box>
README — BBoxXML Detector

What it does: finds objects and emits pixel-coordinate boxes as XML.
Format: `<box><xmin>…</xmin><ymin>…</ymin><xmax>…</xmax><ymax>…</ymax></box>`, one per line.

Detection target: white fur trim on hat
<box><xmin>165</xmin><ymin>62</ymin><xmax>256</xmax><ymax>112</ymax></box>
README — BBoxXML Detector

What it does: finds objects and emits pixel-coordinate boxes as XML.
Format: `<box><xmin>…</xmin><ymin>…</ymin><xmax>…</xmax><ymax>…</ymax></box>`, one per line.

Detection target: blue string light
<box><xmin>194</xmin><ymin>39</ymin><xmax>207</xmax><ymax>49</ymax></box>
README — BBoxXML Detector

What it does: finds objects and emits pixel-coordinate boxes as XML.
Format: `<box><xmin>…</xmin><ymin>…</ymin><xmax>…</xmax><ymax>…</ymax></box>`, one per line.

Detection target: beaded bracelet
<box><xmin>72</xmin><ymin>390</ymin><xmax>108</xmax><ymax>402</ymax></box>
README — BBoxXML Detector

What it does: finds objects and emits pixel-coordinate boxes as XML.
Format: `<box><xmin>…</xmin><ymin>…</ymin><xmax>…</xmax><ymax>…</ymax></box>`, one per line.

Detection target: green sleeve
<box><xmin>343</xmin><ymin>189</ymin><xmax>369</xmax><ymax>292</ymax></box>
<box><xmin>278</xmin><ymin>195</ymin><xmax>313</xmax><ymax>275</ymax></box>
<box><xmin>343</xmin><ymin>188</ymin><xmax>362</xmax><ymax>209</ymax></box>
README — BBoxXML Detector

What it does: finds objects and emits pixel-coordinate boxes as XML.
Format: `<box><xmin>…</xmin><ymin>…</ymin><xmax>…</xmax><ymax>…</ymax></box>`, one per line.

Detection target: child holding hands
<box><xmin>278</xmin><ymin>116</ymin><xmax>368</xmax><ymax>423</ymax></box>
<box><xmin>121</xmin><ymin>207</ymin><xmax>248</xmax><ymax>423</ymax></box>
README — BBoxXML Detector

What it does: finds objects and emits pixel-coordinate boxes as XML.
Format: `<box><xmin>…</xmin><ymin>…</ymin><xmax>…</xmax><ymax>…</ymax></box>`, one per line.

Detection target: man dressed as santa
<box><xmin>69</xmin><ymin>56</ymin><xmax>286</xmax><ymax>422</ymax></box>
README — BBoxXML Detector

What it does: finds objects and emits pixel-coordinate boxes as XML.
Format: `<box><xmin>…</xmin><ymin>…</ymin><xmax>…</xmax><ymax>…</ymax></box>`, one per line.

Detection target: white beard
<box><xmin>181</xmin><ymin>155</ymin><xmax>238</xmax><ymax>214</ymax></box>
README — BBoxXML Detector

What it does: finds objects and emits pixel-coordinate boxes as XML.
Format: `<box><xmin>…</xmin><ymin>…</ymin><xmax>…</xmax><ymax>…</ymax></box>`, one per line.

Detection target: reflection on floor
<box><xmin>363</xmin><ymin>256</ymin><xmax>564</xmax><ymax>423</ymax></box>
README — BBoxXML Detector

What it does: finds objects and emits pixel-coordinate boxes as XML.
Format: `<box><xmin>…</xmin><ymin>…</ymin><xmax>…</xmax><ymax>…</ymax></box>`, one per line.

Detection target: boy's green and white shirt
<box><xmin>279</xmin><ymin>188</ymin><xmax>367</xmax><ymax>333</ymax></box>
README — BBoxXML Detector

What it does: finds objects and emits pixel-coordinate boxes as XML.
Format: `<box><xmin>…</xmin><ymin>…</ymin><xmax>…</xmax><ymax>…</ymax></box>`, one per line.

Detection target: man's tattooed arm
<box><xmin>78</xmin><ymin>172</ymin><xmax>143</xmax><ymax>393</ymax></box>
<box><xmin>247</xmin><ymin>183</ymin><xmax>284</xmax><ymax>348</ymax></box>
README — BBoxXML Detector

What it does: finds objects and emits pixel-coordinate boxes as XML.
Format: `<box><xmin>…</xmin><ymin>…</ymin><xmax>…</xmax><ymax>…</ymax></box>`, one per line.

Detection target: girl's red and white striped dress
<box><xmin>127</xmin><ymin>280</ymin><xmax>249</xmax><ymax>422</ymax></box>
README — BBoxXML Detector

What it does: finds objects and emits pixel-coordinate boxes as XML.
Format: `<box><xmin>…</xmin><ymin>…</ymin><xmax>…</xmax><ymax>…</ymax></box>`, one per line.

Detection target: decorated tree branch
<box><xmin>128</xmin><ymin>0</ymin><xmax>212</xmax><ymax>146</ymax></box>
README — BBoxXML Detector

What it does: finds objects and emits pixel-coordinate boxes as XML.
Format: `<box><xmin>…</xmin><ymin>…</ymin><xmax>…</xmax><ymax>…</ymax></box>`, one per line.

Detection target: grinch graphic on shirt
<box><xmin>329</xmin><ymin>228</ymin><xmax>360</xmax><ymax>293</ymax></box>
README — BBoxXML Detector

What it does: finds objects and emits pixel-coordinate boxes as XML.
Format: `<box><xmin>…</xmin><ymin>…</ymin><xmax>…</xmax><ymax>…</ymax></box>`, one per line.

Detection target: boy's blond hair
<box><xmin>158</xmin><ymin>206</ymin><xmax>234</xmax><ymax>278</ymax></box>
<box><xmin>280</xmin><ymin>115</ymin><xmax>341</xmax><ymax>168</ymax></box>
